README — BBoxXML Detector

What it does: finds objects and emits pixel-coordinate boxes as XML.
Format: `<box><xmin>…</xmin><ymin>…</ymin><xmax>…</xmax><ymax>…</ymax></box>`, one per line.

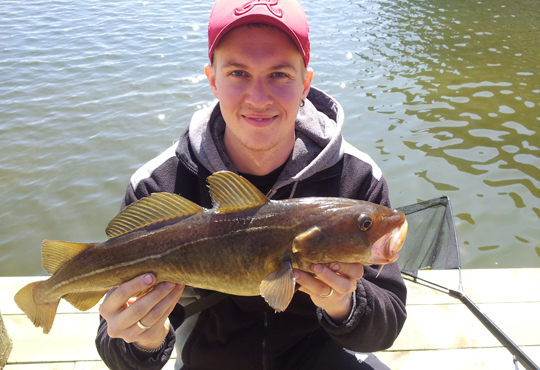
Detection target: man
<box><xmin>96</xmin><ymin>0</ymin><xmax>407</xmax><ymax>369</ymax></box>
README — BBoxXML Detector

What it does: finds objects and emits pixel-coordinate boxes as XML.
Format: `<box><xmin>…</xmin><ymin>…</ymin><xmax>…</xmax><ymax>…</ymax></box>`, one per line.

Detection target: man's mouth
<box><xmin>243</xmin><ymin>115</ymin><xmax>277</xmax><ymax>126</ymax></box>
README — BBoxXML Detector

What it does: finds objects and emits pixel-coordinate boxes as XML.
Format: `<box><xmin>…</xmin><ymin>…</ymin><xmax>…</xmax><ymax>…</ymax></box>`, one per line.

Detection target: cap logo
<box><xmin>234</xmin><ymin>0</ymin><xmax>283</xmax><ymax>18</ymax></box>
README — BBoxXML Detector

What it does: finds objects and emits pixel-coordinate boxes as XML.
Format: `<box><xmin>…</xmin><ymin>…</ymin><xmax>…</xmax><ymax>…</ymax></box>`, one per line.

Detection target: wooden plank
<box><xmin>390</xmin><ymin>302</ymin><xmax>540</xmax><ymax>351</ymax></box>
<box><xmin>459</xmin><ymin>268</ymin><xmax>540</xmax><ymax>303</ymax></box>
<box><xmin>74</xmin><ymin>362</ymin><xmax>111</xmax><ymax>370</ymax></box>
<box><xmin>4</xmin><ymin>364</ymin><xmax>75</xmax><ymax>370</ymax></box>
<box><xmin>2</xmin><ymin>270</ymin><xmax>539</xmax><ymax>368</ymax></box>
<box><xmin>409</xmin><ymin>269</ymin><xmax>540</xmax><ymax>304</ymax></box>
<box><xmin>403</xmin><ymin>274</ymin><xmax>458</xmax><ymax>305</ymax></box>
<box><xmin>5</xmin><ymin>313</ymin><xmax>102</xmax><ymax>363</ymax></box>
<box><xmin>378</xmin><ymin>346</ymin><xmax>540</xmax><ymax>370</ymax></box>
<box><xmin>4</xmin><ymin>311</ymin><xmax>177</xmax><ymax>365</ymax></box>
<box><xmin>399</xmin><ymin>268</ymin><xmax>540</xmax><ymax>356</ymax></box>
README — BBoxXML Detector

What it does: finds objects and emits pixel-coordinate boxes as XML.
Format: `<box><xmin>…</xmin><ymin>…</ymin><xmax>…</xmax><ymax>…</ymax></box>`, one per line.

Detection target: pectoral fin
<box><xmin>260</xmin><ymin>259</ymin><xmax>296</xmax><ymax>312</ymax></box>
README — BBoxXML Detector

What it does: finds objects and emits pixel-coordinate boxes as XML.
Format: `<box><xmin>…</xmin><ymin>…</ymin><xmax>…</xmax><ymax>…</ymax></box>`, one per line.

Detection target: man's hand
<box><xmin>294</xmin><ymin>262</ymin><xmax>364</xmax><ymax>324</ymax></box>
<box><xmin>99</xmin><ymin>273</ymin><xmax>184</xmax><ymax>350</ymax></box>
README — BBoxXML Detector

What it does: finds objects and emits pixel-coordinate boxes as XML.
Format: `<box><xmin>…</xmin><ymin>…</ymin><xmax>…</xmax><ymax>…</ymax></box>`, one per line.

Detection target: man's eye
<box><xmin>231</xmin><ymin>71</ymin><xmax>244</xmax><ymax>77</ymax></box>
<box><xmin>273</xmin><ymin>72</ymin><xmax>287</xmax><ymax>78</ymax></box>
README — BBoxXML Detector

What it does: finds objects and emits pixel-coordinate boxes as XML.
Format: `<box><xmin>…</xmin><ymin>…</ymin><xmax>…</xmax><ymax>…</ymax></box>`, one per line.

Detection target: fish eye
<box><xmin>358</xmin><ymin>214</ymin><xmax>373</xmax><ymax>231</ymax></box>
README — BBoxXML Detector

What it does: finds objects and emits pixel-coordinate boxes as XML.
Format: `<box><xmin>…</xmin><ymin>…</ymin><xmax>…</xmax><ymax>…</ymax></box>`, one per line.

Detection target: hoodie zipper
<box><xmin>178</xmin><ymin>153</ymin><xmax>209</xmax><ymax>181</ymax></box>
<box><xmin>262</xmin><ymin>310</ymin><xmax>269</xmax><ymax>370</ymax></box>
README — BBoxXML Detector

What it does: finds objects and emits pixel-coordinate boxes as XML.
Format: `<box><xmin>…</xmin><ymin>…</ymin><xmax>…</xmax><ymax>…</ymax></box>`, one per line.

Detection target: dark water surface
<box><xmin>1</xmin><ymin>0</ymin><xmax>539</xmax><ymax>276</ymax></box>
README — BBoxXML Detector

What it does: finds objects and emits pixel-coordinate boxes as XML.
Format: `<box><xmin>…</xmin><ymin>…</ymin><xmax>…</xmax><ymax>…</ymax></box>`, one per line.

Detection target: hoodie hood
<box><xmin>186</xmin><ymin>86</ymin><xmax>345</xmax><ymax>197</ymax></box>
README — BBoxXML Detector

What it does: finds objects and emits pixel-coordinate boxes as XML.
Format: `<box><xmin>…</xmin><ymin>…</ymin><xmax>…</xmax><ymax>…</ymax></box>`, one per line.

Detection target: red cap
<box><xmin>208</xmin><ymin>0</ymin><xmax>310</xmax><ymax>67</ymax></box>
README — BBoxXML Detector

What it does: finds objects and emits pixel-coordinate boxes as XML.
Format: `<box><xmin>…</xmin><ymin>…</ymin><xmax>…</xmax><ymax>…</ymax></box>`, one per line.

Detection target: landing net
<box><xmin>396</xmin><ymin>196</ymin><xmax>461</xmax><ymax>274</ymax></box>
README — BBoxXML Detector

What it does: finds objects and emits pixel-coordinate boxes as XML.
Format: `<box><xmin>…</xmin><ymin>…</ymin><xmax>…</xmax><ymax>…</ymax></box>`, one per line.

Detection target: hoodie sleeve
<box><xmin>96</xmin><ymin>316</ymin><xmax>177</xmax><ymax>370</ymax></box>
<box><xmin>317</xmin><ymin>261</ymin><xmax>407</xmax><ymax>352</ymax></box>
<box><xmin>317</xmin><ymin>161</ymin><xmax>407</xmax><ymax>352</ymax></box>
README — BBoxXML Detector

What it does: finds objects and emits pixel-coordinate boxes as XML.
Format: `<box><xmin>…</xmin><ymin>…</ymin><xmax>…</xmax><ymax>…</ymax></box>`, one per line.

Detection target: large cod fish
<box><xmin>15</xmin><ymin>171</ymin><xmax>408</xmax><ymax>334</ymax></box>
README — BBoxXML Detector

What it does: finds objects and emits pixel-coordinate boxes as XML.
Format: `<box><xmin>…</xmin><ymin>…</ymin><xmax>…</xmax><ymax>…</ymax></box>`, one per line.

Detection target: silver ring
<box><xmin>137</xmin><ymin>320</ymin><xmax>151</xmax><ymax>330</ymax></box>
<box><xmin>321</xmin><ymin>288</ymin><xmax>334</xmax><ymax>298</ymax></box>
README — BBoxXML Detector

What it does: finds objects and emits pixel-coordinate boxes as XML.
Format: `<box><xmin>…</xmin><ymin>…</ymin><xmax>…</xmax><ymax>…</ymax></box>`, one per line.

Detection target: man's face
<box><xmin>205</xmin><ymin>25</ymin><xmax>313</xmax><ymax>160</ymax></box>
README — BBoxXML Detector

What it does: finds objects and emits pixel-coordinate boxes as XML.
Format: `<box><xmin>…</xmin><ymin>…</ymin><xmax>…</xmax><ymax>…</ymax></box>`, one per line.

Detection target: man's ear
<box><xmin>302</xmin><ymin>68</ymin><xmax>314</xmax><ymax>100</ymax></box>
<box><xmin>205</xmin><ymin>63</ymin><xmax>218</xmax><ymax>98</ymax></box>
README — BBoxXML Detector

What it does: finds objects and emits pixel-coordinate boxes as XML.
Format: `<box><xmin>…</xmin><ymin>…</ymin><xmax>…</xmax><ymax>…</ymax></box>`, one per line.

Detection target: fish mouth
<box><xmin>369</xmin><ymin>219</ymin><xmax>408</xmax><ymax>264</ymax></box>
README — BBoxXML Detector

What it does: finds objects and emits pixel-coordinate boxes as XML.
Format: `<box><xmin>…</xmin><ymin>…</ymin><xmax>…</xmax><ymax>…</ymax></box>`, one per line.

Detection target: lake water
<box><xmin>1</xmin><ymin>0</ymin><xmax>539</xmax><ymax>276</ymax></box>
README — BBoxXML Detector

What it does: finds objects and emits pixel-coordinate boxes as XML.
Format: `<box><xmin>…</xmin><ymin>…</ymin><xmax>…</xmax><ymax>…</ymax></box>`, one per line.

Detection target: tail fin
<box><xmin>14</xmin><ymin>281</ymin><xmax>59</xmax><ymax>334</ymax></box>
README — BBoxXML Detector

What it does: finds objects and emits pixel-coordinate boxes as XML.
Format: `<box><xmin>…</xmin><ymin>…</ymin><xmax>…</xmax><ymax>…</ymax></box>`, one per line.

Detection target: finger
<box><xmin>295</xmin><ymin>266</ymin><xmax>356</xmax><ymax>324</ymax></box>
<box><xmin>311</xmin><ymin>264</ymin><xmax>356</xmax><ymax>295</ymax></box>
<box><xmin>123</xmin><ymin>281</ymin><xmax>177</xmax><ymax>327</ymax></box>
<box><xmin>135</xmin><ymin>283</ymin><xmax>184</xmax><ymax>331</ymax></box>
<box><xmin>327</xmin><ymin>262</ymin><xmax>364</xmax><ymax>280</ymax></box>
<box><xmin>113</xmin><ymin>283</ymin><xmax>183</xmax><ymax>344</ymax></box>
<box><xmin>130</xmin><ymin>285</ymin><xmax>185</xmax><ymax>349</ymax></box>
<box><xmin>294</xmin><ymin>269</ymin><xmax>332</xmax><ymax>297</ymax></box>
<box><xmin>112</xmin><ymin>274</ymin><xmax>156</xmax><ymax>309</ymax></box>
<box><xmin>100</xmin><ymin>274</ymin><xmax>156</xmax><ymax>317</ymax></box>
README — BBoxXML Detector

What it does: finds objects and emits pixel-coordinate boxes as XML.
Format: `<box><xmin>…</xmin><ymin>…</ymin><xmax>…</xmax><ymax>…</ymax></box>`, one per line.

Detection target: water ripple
<box><xmin>1</xmin><ymin>0</ymin><xmax>539</xmax><ymax>274</ymax></box>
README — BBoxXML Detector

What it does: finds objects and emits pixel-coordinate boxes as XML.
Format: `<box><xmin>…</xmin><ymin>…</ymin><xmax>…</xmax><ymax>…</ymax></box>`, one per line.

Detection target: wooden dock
<box><xmin>1</xmin><ymin>268</ymin><xmax>539</xmax><ymax>369</ymax></box>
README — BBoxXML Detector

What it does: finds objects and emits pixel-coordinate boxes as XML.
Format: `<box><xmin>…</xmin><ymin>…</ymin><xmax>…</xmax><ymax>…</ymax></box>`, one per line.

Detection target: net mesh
<box><xmin>396</xmin><ymin>196</ymin><xmax>461</xmax><ymax>273</ymax></box>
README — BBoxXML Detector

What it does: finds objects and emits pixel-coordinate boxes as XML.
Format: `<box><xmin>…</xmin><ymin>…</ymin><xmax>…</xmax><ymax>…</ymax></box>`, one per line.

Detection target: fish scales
<box><xmin>37</xmin><ymin>201</ymin><xmax>301</xmax><ymax>301</ymax></box>
<box><xmin>15</xmin><ymin>171</ymin><xmax>408</xmax><ymax>334</ymax></box>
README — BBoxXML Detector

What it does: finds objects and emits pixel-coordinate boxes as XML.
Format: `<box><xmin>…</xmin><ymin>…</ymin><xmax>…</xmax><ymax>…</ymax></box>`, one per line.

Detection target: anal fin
<box><xmin>63</xmin><ymin>290</ymin><xmax>109</xmax><ymax>311</ymax></box>
<box><xmin>260</xmin><ymin>259</ymin><xmax>296</xmax><ymax>312</ymax></box>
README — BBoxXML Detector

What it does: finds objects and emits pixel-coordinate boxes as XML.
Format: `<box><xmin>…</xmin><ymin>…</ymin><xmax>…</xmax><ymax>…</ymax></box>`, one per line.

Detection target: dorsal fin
<box><xmin>42</xmin><ymin>240</ymin><xmax>96</xmax><ymax>275</ymax></box>
<box><xmin>207</xmin><ymin>171</ymin><xmax>269</xmax><ymax>213</ymax></box>
<box><xmin>105</xmin><ymin>193</ymin><xmax>204</xmax><ymax>239</ymax></box>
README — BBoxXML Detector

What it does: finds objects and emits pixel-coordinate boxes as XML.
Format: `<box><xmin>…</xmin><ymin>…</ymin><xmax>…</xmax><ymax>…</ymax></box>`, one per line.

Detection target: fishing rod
<box><xmin>402</xmin><ymin>271</ymin><xmax>540</xmax><ymax>370</ymax></box>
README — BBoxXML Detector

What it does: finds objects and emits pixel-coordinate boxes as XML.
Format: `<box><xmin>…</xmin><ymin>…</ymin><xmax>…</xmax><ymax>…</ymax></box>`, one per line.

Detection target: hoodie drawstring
<box><xmin>288</xmin><ymin>181</ymin><xmax>299</xmax><ymax>199</ymax></box>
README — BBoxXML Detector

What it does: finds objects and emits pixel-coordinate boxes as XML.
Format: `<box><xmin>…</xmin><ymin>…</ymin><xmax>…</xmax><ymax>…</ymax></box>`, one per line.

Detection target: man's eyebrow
<box><xmin>269</xmin><ymin>63</ymin><xmax>298</xmax><ymax>71</ymax></box>
<box><xmin>221</xmin><ymin>62</ymin><xmax>299</xmax><ymax>72</ymax></box>
<box><xmin>221</xmin><ymin>62</ymin><xmax>248</xmax><ymax>69</ymax></box>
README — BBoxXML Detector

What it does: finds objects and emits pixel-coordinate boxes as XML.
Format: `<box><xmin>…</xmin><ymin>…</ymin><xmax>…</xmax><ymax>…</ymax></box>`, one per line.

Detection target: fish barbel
<box><xmin>15</xmin><ymin>171</ymin><xmax>408</xmax><ymax>334</ymax></box>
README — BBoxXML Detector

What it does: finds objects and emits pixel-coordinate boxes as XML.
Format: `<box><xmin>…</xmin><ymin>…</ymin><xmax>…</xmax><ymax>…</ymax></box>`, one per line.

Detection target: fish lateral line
<box><xmin>45</xmin><ymin>222</ymin><xmax>295</xmax><ymax>295</ymax></box>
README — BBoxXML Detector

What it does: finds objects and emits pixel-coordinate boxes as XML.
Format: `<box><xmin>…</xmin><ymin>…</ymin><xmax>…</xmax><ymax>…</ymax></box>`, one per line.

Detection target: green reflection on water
<box><xmin>322</xmin><ymin>0</ymin><xmax>540</xmax><ymax>268</ymax></box>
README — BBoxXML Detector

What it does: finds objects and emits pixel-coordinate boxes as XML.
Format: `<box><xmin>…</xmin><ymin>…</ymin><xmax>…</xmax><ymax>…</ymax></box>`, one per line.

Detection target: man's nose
<box><xmin>245</xmin><ymin>78</ymin><xmax>272</xmax><ymax>108</ymax></box>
